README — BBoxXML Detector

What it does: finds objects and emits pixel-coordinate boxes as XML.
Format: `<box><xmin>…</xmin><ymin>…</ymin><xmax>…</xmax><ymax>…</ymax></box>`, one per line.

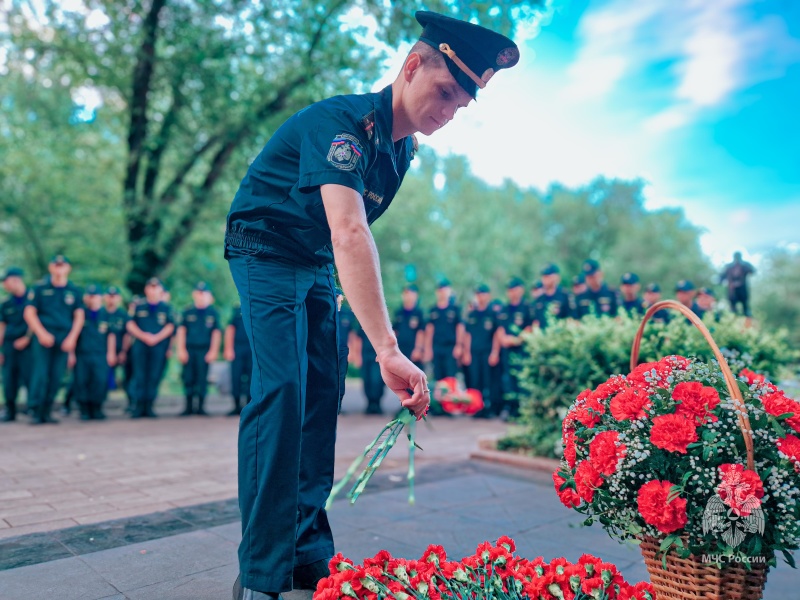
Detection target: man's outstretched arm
<box><xmin>322</xmin><ymin>183</ymin><xmax>429</xmax><ymax>415</ymax></box>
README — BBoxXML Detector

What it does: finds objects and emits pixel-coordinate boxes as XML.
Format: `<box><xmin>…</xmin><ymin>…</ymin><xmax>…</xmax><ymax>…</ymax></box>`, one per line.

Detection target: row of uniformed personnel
<box><xmin>0</xmin><ymin>257</ymin><xmax>253</xmax><ymax>423</ymax></box>
<box><xmin>337</xmin><ymin>258</ymin><xmax>723</xmax><ymax>418</ymax></box>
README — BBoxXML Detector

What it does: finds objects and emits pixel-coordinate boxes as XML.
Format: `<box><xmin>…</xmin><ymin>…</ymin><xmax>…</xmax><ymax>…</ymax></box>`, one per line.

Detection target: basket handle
<box><xmin>630</xmin><ymin>300</ymin><xmax>755</xmax><ymax>472</ymax></box>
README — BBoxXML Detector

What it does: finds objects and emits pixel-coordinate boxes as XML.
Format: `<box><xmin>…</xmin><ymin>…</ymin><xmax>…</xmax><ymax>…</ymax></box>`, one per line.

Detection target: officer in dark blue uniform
<box><xmin>1</xmin><ymin>267</ymin><xmax>31</xmax><ymax>422</ymax></box>
<box><xmin>75</xmin><ymin>285</ymin><xmax>116</xmax><ymax>420</ymax></box>
<box><xmin>354</xmin><ymin>318</ymin><xmax>385</xmax><ymax>415</ymax></box>
<box><xmin>104</xmin><ymin>286</ymin><xmax>129</xmax><ymax>396</ymax></box>
<box><xmin>675</xmin><ymin>279</ymin><xmax>705</xmax><ymax>319</ymax></box>
<box><xmin>176</xmin><ymin>282</ymin><xmax>221</xmax><ymax>416</ymax></box>
<box><xmin>424</xmin><ymin>279</ymin><xmax>464</xmax><ymax>381</ymax></box>
<box><xmin>224</xmin><ymin>10</ymin><xmax>519</xmax><ymax>599</ymax></box>
<box><xmin>24</xmin><ymin>255</ymin><xmax>85</xmax><ymax>424</ymax></box>
<box><xmin>643</xmin><ymin>283</ymin><xmax>671</xmax><ymax>324</ymax></box>
<box><xmin>392</xmin><ymin>284</ymin><xmax>426</xmax><ymax>369</ymax></box>
<box><xmin>224</xmin><ymin>304</ymin><xmax>253</xmax><ymax>416</ymax></box>
<box><xmin>126</xmin><ymin>278</ymin><xmax>175</xmax><ymax>418</ymax></box>
<box><xmin>619</xmin><ymin>272</ymin><xmax>646</xmax><ymax>317</ymax></box>
<box><xmin>533</xmin><ymin>264</ymin><xmax>570</xmax><ymax>329</ymax></box>
<box><xmin>696</xmin><ymin>287</ymin><xmax>721</xmax><ymax>321</ymax></box>
<box><xmin>582</xmin><ymin>259</ymin><xmax>618</xmax><ymax>317</ymax></box>
<box><xmin>570</xmin><ymin>274</ymin><xmax>590</xmax><ymax>320</ymax></box>
<box><xmin>493</xmin><ymin>276</ymin><xmax>534</xmax><ymax>419</ymax></box>
<box><xmin>463</xmin><ymin>284</ymin><xmax>498</xmax><ymax>417</ymax></box>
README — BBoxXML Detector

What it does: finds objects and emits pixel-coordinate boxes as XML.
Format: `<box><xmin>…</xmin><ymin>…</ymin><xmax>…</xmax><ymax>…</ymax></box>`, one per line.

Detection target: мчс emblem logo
<box><xmin>327</xmin><ymin>133</ymin><xmax>363</xmax><ymax>171</ymax></box>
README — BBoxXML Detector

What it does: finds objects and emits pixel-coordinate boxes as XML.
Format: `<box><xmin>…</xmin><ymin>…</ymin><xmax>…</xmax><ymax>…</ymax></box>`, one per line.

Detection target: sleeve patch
<box><xmin>327</xmin><ymin>133</ymin><xmax>363</xmax><ymax>171</ymax></box>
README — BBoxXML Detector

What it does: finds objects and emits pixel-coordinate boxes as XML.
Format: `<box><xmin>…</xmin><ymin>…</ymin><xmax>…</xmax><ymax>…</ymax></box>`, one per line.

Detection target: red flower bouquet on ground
<box><xmin>434</xmin><ymin>377</ymin><xmax>484</xmax><ymax>416</ymax></box>
<box><xmin>315</xmin><ymin>537</ymin><xmax>654</xmax><ymax>600</ymax></box>
<box><xmin>554</xmin><ymin>301</ymin><xmax>800</xmax><ymax>600</ymax></box>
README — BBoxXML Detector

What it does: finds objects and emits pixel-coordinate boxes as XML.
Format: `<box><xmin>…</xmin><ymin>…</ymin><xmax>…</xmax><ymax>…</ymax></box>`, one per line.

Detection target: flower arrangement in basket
<box><xmin>434</xmin><ymin>377</ymin><xmax>484</xmax><ymax>416</ymax></box>
<box><xmin>553</xmin><ymin>301</ymin><xmax>800</xmax><ymax>600</ymax></box>
<box><xmin>314</xmin><ymin>537</ymin><xmax>654</xmax><ymax>600</ymax></box>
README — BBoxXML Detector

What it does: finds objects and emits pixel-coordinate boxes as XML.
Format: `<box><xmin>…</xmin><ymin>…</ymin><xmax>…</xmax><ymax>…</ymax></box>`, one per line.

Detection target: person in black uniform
<box><xmin>104</xmin><ymin>286</ymin><xmax>129</xmax><ymax>395</ymax></box>
<box><xmin>176</xmin><ymin>282</ymin><xmax>221</xmax><ymax>416</ymax></box>
<box><xmin>492</xmin><ymin>276</ymin><xmax>534</xmax><ymax>419</ymax></box>
<box><xmin>533</xmin><ymin>264</ymin><xmax>570</xmax><ymax>329</ymax></box>
<box><xmin>224</xmin><ymin>304</ymin><xmax>253</xmax><ymax>417</ymax></box>
<box><xmin>462</xmin><ymin>283</ymin><xmax>498</xmax><ymax>417</ymax></box>
<box><xmin>619</xmin><ymin>272</ymin><xmax>646</xmax><ymax>317</ymax></box>
<box><xmin>392</xmin><ymin>284</ymin><xmax>425</xmax><ymax>369</ymax></box>
<box><xmin>353</xmin><ymin>318</ymin><xmax>385</xmax><ymax>415</ymax></box>
<box><xmin>696</xmin><ymin>287</ymin><xmax>721</xmax><ymax>321</ymax></box>
<box><xmin>675</xmin><ymin>279</ymin><xmax>705</xmax><ymax>319</ymax></box>
<box><xmin>582</xmin><ymin>259</ymin><xmax>618</xmax><ymax>317</ymax></box>
<box><xmin>75</xmin><ymin>285</ymin><xmax>116</xmax><ymax>420</ymax></box>
<box><xmin>24</xmin><ymin>255</ymin><xmax>85</xmax><ymax>424</ymax></box>
<box><xmin>529</xmin><ymin>279</ymin><xmax>544</xmax><ymax>303</ymax></box>
<box><xmin>720</xmin><ymin>251</ymin><xmax>755</xmax><ymax>316</ymax></box>
<box><xmin>570</xmin><ymin>274</ymin><xmax>590</xmax><ymax>320</ymax></box>
<box><xmin>424</xmin><ymin>278</ymin><xmax>464</xmax><ymax>381</ymax></box>
<box><xmin>223</xmin><ymin>10</ymin><xmax>519</xmax><ymax>599</ymax></box>
<box><xmin>1</xmin><ymin>267</ymin><xmax>31</xmax><ymax>422</ymax></box>
<box><xmin>643</xmin><ymin>283</ymin><xmax>670</xmax><ymax>324</ymax></box>
<box><xmin>126</xmin><ymin>278</ymin><xmax>175</xmax><ymax>418</ymax></box>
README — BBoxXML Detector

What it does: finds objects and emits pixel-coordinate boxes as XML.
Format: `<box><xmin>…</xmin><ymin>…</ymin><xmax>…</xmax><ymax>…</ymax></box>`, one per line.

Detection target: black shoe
<box><xmin>43</xmin><ymin>415</ymin><xmax>60</xmax><ymax>424</ymax></box>
<box><xmin>178</xmin><ymin>409</ymin><xmax>193</xmax><ymax>416</ymax></box>
<box><xmin>227</xmin><ymin>407</ymin><xmax>242</xmax><ymax>417</ymax></box>
<box><xmin>144</xmin><ymin>410</ymin><xmax>158</xmax><ymax>418</ymax></box>
<box><xmin>293</xmin><ymin>559</ymin><xmax>331</xmax><ymax>590</ymax></box>
<box><xmin>30</xmin><ymin>417</ymin><xmax>46</xmax><ymax>425</ymax></box>
<box><xmin>232</xmin><ymin>574</ymin><xmax>281</xmax><ymax>600</ymax></box>
<box><xmin>195</xmin><ymin>408</ymin><xmax>209</xmax><ymax>416</ymax></box>
<box><xmin>1</xmin><ymin>413</ymin><xmax>15</xmax><ymax>422</ymax></box>
<box><xmin>79</xmin><ymin>414</ymin><xmax>91</xmax><ymax>421</ymax></box>
<box><xmin>364</xmin><ymin>404</ymin><xmax>384</xmax><ymax>415</ymax></box>
<box><xmin>94</xmin><ymin>410</ymin><xmax>107</xmax><ymax>420</ymax></box>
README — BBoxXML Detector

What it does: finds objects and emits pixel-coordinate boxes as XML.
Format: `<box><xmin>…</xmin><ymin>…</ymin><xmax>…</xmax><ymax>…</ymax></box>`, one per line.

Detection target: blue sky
<box><xmin>371</xmin><ymin>0</ymin><xmax>800</xmax><ymax>265</ymax></box>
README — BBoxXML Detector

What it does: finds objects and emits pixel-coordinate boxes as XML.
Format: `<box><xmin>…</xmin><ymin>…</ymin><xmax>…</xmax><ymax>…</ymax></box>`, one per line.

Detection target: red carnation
<box><xmin>574</xmin><ymin>460</ymin><xmax>603</xmax><ymax>503</ymax></box>
<box><xmin>496</xmin><ymin>535</ymin><xmax>516</xmax><ymax>552</ymax></box>
<box><xmin>777</xmin><ymin>433</ymin><xmax>800</xmax><ymax>472</ymax></box>
<box><xmin>717</xmin><ymin>463</ymin><xmax>764</xmax><ymax>517</ymax></box>
<box><xmin>553</xmin><ymin>472</ymin><xmax>582</xmax><ymax>508</ymax></box>
<box><xmin>762</xmin><ymin>391</ymin><xmax>800</xmax><ymax>433</ymax></box>
<box><xmin>563</xmin><ymin>427</ymin><xmax>577</xmax><ymax>468</ymax></box>
<box><xmin>628</xmin><ymin>361</ymin><xmax>672</xmax><ymax>390</ymax></box>
<box><xmin>740</xmin><ymin>368</ymin><xmax>778</xmax><ymax>393</ymax></box>
<box><xmin>574</xmin><ymin>395</ymin><xmax>605</xmax><ymax>428</ymax></box>
<box><xmin>672</xmin><ymin>381</ymin><xmax>720</xmax><ymax>424</ymax></box>
<box><xmin>650</xmin><ymin>413</ymin><xmax>698</xmax><ymax>453</ymax></box>
<box><xmin>610</xmin><ymin>388</ymin><xmax>651</xmax><ymax>421</ymax></box>
<box><xmin>637</xmin><ymin>480</ymin><xmax>688</xmax><ymax>534</ymax></box>
<box><xmin>589</xmin><ymin>431</ymin><xmax>627</xmax><ymax>475</ymax></box>
<box><xmin>591</xmin><ymin>375</ymin><xmax>628</xmax><ymax>402</ymax></box>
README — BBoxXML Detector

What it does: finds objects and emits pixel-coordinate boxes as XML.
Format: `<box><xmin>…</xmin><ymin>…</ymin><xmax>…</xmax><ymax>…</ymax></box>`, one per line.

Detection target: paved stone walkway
<box><xmin>0</xmin><ymin>382</ymin><xmax>506</xmax><ymax>539</ymax></box>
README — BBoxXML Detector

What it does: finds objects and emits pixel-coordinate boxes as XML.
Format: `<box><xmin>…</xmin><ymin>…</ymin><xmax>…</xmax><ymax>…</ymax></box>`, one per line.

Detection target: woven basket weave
<box><xmin>631</xmin><ymin>300</ymin><xmax>770</xmax><ymax>600</ymax></box>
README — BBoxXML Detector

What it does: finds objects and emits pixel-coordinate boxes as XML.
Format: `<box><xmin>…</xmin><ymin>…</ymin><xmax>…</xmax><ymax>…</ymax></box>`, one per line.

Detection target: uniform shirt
<box><xmin>428</xmin><ymin>303</ymin><xmax>461</xmax><ymax>348</ymax></box>
<box><xmin>572</xmin><ymin>292</ymin><xmax>591</xmax><ymax>319</ymax></box>
<box><xmin>225</xmin><ymin>86</ymin><xmax>416</xmax><ymax>266</ymax></box>
<box><xmin>1</xmin><ymin>293</ymin><xmax>29</xmax><ymax>342</ymax></box>
<box><xmin>130</xmin><ymin>301</ymin><xmax>174</xmax><ymax>335</ymax></box>
<box><xmin>106</xmin><ymin>307</ymin><xmax>130</xmax><ymax>354</ymax></box>
<box><xmin>465</xmin><ymin>307</ymin><xmax>497</xmax><ymax>352</ymax></box>
<box><xmin>644</xmin><ymin>303</ymin><xmax>671</xmax><ymax>324</ymax></box>
<box><xmin>392</xmin><ymin>305</ymin><xmax>425</xmax><ymax>357</ymax></box>
<box><xmin>497</xmin><ymin>302</ymin><xmax>534</xmax><ymax>353</ymax></box>
<box><xmin>180</xmin><ymin>306</ymin><xmax>221</xmax><ymax>348</ymax></box>
<box><xmin>533</xmin><ymin>287</ymin><xmax>571</xmax><ymax>329</ymax></box>
<box><xmin>229</xmin><ymin>307</ymin><xmax>251</xmax><ymax>349</ymax></box>
<box><xmin>621</xmin><ymin>296</ymin><xmax>646</xmax><ymax>317</ymax></box>
<box><xmin>585</xmin><ymin>283</ymin><xmax>619</xmax><ymax>317</ymax></box>
<box><xmin>26</xmin><ymin>280</ymin><xmax>83</xmax><ymax>335</ymax></box>
<box><xmin>721</xmin><ymin>261</ymin><xmax>755</xmax><ymax>290</ymax></box>
<box><xmin>77</xmin><ymin>308</ymin><xmax>112</xmax><ymax>355</ymax></box>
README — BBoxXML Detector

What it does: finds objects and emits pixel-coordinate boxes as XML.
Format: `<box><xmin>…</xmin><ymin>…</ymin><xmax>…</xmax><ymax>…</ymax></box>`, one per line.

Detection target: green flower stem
<box><xmin>408</xmin><ymin>419</ymin><xmax>416</xmax><ymax>505</ymax></box>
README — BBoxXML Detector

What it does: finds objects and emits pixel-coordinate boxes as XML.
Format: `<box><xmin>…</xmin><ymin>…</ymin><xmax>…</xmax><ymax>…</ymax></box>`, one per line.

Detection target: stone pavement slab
<box><xmin>0</xmin><ymin>461</ymin><xmax>796</xmax><ymax>600</ymax></box>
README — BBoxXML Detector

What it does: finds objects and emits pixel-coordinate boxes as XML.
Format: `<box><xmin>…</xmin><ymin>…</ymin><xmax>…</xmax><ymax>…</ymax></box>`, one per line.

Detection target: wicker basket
<box><xmin>630</xmin><ymin>300</ymin><xmax>770</xmax><ymax>600</ymax></box>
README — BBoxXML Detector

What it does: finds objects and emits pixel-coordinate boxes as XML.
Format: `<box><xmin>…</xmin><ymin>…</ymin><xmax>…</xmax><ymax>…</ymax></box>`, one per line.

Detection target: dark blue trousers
<box><xmin>29</xmin><ymin>338</ymin><xmax>68</xmax><ymax>420</ymax></box>
<box><xmin>229</xmin><ymin>253</ymin><xmax>340</xmax><ymax>593</ymax></box>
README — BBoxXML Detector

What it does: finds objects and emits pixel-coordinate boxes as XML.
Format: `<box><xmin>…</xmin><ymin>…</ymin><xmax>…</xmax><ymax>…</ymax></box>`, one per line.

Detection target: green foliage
<box><xmin>511</xmin><ymin>310</ymin><xmax>799</xmax><ymax>458</ymax></box>
<box><xmin>752</xmin><ymin>248</ymin><xmax>800</xmax><ymax>347</ymax></box>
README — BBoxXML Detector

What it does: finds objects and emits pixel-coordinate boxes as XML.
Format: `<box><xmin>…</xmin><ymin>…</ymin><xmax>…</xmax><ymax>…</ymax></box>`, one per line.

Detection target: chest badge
<box><xmin>65</xmin><ymin>293</ymin><xmax>75</xmax><ymax>305</ymax></box>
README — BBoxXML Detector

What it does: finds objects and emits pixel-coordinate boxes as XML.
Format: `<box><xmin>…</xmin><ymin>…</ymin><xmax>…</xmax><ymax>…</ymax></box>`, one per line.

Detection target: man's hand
<box><xmin>453</xmin><ymin>344</ymin><xmax>463</xmax><ymax>360</ymax></box>
<box><xmin>488</xmin><ymin>350</ymin><xmax>500</xmax><ymax>367</ymax></box>
<box><xmin>461</xmin><ymin>350</ymin><xmax>472</xmax><ymax>367</ymax></box>
<box><xmin>204</xmin><ymin>350</ymin><xmax>216</xmax><ymax>364</ymax></box>
<box><xmin>37</xmin><ymin>331</ymin><xmax>55</xmax><ymax>348</ymax></box>
<box><xmin>67</xmin><ymin>351</ymin><xmax>76</xmax><ymax>369</ymax></box>
<box><xmin>117</xmin><ymin>350</ymin><xmax>127</xmax><ymax>365</ymax></box>
<box><xmin>61</xmin><ymin>335</ymin><xmax>77</xmax><ymax>353</ymax></box>
<box><xmin>107</xmin><ymin>352</ymin><xmax>116</xmax><ymax>367</ymax></box>
<box><xmin>410</xmin><ymin>347</ymin><xmax>422</xmax><ymax>362</ymax></box>
<box><xmin>224</xmin><ymin>348</ymin><xmax>235</xmax><ymax>362</ymax></box>
<box><xmin>177</xmin><ymin>349</ymin><xmax>189</xmax><ymax>364</ymax></box>
<box><xmin>377</xmin><ymin>347</ymin><xmax>429</xmax><ymax>417</ymax></box>
<box><xmin>13</xmin><ymin>337</ymin><xmax>30</xmax><ymax>351</ymax></box>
